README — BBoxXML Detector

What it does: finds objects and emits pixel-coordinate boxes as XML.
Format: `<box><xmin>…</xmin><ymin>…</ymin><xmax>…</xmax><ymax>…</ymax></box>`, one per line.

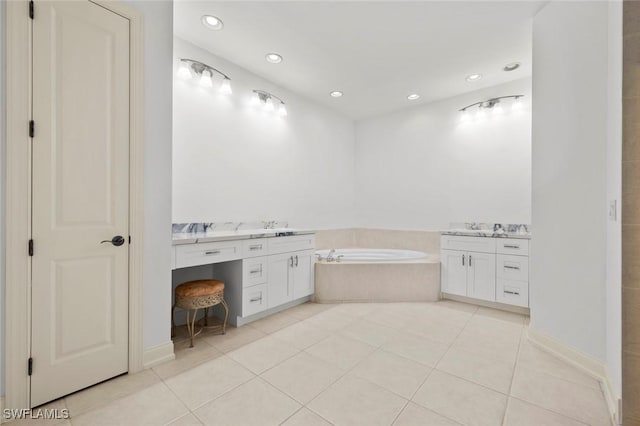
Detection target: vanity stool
<box><xmin>171</xmin><ymin>279</ymin><xmax>229</xmax><ymax>348</ymax></box>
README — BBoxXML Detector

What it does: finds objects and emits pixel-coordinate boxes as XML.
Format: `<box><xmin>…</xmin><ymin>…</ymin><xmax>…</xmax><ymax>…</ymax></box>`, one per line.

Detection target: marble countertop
<box><xmin>440</xmin><ymin>229</ymin><xmax>531</xmax><ymax>240</ymax></box>
<box><xmin>172</xmin><ymin>228</ymin><xmax>315</xmax><ymax>245</ymax></box>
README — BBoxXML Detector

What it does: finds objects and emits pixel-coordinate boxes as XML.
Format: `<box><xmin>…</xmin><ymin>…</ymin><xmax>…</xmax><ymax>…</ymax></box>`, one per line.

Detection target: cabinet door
<box><xmin>267</xmin><ymin>252</ymin><xmax>293</xmax><ymax>308</ymax></box>
<box><xmin>441</xmin><ymin>250</ymin><xmax>467</xmax><ymax>296</ymax></box>
<box><xmin>467</xmin><ymin>252</ymin><xmax>496</xmax><ymax>302</ymax></box>
<box><xmin>292</xmin><ymin>250</ymin><xmax>314</xmax><ymax>299</ymax></box>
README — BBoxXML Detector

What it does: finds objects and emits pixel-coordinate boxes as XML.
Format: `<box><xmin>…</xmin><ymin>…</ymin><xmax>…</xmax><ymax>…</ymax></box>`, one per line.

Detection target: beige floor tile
<box><xmin>9</xmin><ymin>399</ymin><xmax>69</xmax><ymax>426</ymax></box>
<box><xmin>412</xmin><ymin>370</ymin><xmax>507</xmax><ymax>426</ymax></box>
<box><xmin>202</xmin><ymin>324</ymin><xmax>266</xmax><ymax>353</ymax></box>
<box><xmin>227</xmin><ymin>335</ymin><xmax>300</xmax><ymax>374</ymax></box>
<box><xmin>330</xmin><ymin>302</ymin><xmax>383</xmax><ymax>317</ymax></box>
<box><xmin>351</xmin><ymin>350</ymin><xmax>431</xmax><ymax>399</ymax></box>
<box><xmin>475</xmin><ymin>307</ymin><xmax>527</xmax><ymax>325</ymax></box>
<box><xmin>166</xmin><ymin>413</ymin><xmax>204</xmax><ymax>426</ymax></box>
<box><xmin>284</xmin><ymin>302</ymin><xmax>335</xmax><ymax>320</ymax></box>
<box><xmin>308</xmin><ymin>374</ymin><xmax>408</xmax><ymax>426</ymax></box>
<box><xmin>451</xmin><ymin>327</ymin><xmax>521</xmax><ymax>364</ymax></box>
<box><xmin>261</xmin><ymin>352</ymin><xmax>345</xmax><ymax>404</ymax></box>
<box><xmin>510</xmin><ymin>366</ymin><xmax>611</xmax><ymax>426</ymax></box>
<box><xmin>503</xmin><ymin>397</ymin><xmax>588</xmax><ymax>426</ymax></box>
<box><xmin>404</xmin><ymin>320</ymin><xmax>465</xmax><ymax>345</ymax></box>
<box><xmin>249</xmin><ymin>312</ymin><xmax>300</xmax><ymax>334</ymax></box>
<box><xmin>305</xmin><ymin>334</ymin><xmax>376</xmax><ymax>369</ymax></box>
<box><xmin>270</xmin><ymin>320</ymin><xmax>331</xmax><ymax>350</ymax></box>
<box><xmin>340</xmin><ymin>318</ymin><xmax>398</xmax><ymax>347</ymax></box>
<box><xmin>436</xmin><ymin>300</ymin><xmax>479</xmax><ymax>314</ymax></box>
<box><xmin>281</xmin><ymin>408</ymin><xmax>332</xmax><ymax>426</ymax></box>
<box><xmin>304</xmin><ymin>309</ymin><xmax>355</xmax><ymax>331</ymax></box>
<box><xmin>381</xmin><ymin>332</ymin><xmax>450</xmax><ymax>367</ymax></box>
<box><xmin>436</xmin><ymin>346</ymin><xmax>515</xmax><ymax>394</ymax></box>
<box><xmin>153</xmin><ymin>341</ymin><xmax>223</xmax><ymax>380</ymax></box>
<box><xmin>517</xmin><ymin>341</ymin><xmax>600</xmax><ymax>390</ymax></box>
<box><xmin>71</xmin><ymin>383</ymin><xmax>188</xmax><ymax>426</ymax></box>
<box><xmin>362</xmin><ymin>308</ymin><xmax>411</xmax><ymax>329</ymax></box>
<box><xmin>193</xmin><ymin>378</ymin><xmax>300</xmax><ymax>426</ymax></box>
<box><xmin>164</xmin><ymin>355</ymin><xmax>255</xmax><ymax>410</ymax></box>
<box><xmin>465</xmin><ymin>314</ymin><xmax>524</xmax><ymax>338</ymax></box>
<box><xmin>64</xmin><ymin>369</ymin><xmax>160</xmax><ymax>416</ymax></box>
<box><xmin>393</xmin><ymin>402</ymin><xmax>462</xmax><ymax>426</ymax></box>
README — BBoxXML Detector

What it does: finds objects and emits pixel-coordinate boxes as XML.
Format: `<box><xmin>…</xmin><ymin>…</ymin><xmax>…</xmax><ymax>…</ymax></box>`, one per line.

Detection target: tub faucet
<box><xmin>235</xmin><ymin>222</ymin><xmax>244</xmax><ymax>232</ymax></box>
<box><xmin>326</xmin><ymin>249</ymin><xmax>336</xmax><ymax>262</ymax></box>
<box><xmin>335</xmin><ymin>254</ymin><xmax>344</xmax><ymax>263</ymax></box>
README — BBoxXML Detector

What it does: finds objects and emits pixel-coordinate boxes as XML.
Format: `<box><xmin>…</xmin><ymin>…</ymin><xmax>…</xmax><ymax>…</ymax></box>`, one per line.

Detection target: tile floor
<box><xmin>23</xmin><ymin>301</ymin><xmax>612</xmax><ymax>426</ymax></box>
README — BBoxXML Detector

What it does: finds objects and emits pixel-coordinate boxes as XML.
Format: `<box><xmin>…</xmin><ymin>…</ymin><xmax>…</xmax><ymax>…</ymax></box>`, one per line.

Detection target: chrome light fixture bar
<box><xmin>177</xmin><ymin>58</ymin><xmax>232</xmax><ymax>94</ymax></box>
<box><xmin>251</xmin><ymin>89</ymin><xmax>287</xmax><ymax>116</ymax></box>
<box><xmin>459</xmin><ymin>95</ymin><xmax>524</xmax><ymax>112</ymax></box>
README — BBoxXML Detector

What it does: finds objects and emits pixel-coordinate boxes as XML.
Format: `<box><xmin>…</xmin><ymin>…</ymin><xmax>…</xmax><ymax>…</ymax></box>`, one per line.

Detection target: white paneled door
<box><xmin>31</xmin><ymin>1</ymin><xmax>130</xmax><ymax>407</ymax></box>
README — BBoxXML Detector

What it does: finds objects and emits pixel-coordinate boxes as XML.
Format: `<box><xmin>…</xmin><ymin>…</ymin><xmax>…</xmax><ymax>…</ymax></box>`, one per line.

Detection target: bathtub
<box><xmin>316</xmin><ymin>248</ymin><xmax>430</xmax><ymax>263</ymax></box>
<box><xmin>314</xmin><ymin>248</ymin><xmax>441</xmax><ymax>303</ymax></box>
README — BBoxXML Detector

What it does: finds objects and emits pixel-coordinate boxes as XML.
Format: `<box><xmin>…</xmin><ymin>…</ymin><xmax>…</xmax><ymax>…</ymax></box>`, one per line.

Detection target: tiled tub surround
<box><xmin>314</xmin><ymin>229</ymin><xmax>441</xmax><ymax>303</ymax></box>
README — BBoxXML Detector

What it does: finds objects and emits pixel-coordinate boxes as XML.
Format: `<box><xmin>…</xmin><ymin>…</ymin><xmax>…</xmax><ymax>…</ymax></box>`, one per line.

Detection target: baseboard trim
<box><xmin>142</xmin><ymin>342</ymin><xmax>175</xmax><ymax>369</ymax></box>
<box><xmin>0</xmin><ymin>397</ymin><xmax>4</xmax><ymax>424</ymax></box>
<box><xmin>526</xmin><ymin>328</ymin><xmax>619</xmax><ymax>425</ymax></box>
<box><xmin>441</xmin><ymin>293</ymin><xmax>530</xmax><ymax>316</ymax></box>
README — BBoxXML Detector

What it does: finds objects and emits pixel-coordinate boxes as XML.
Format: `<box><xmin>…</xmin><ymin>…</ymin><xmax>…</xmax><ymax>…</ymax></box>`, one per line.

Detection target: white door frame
<box><xmin>5</xmin><ymin>0</ymin><xmax>145</xmax><ymax>410</ymax></box>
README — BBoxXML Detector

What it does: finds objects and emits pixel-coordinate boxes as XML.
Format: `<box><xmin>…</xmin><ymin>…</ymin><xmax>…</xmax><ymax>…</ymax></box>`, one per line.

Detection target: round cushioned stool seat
<box><xmin>175</xmin><ymin>279</ymin><xmax>224</xmax><ymax>298</ymax></box>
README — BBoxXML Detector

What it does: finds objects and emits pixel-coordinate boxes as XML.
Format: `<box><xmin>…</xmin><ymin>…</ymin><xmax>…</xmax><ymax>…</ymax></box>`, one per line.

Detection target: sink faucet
<box><xmin>326</xmin><ymin>249</ymin><xmax>336</xmax><ymax>262</ymax></box>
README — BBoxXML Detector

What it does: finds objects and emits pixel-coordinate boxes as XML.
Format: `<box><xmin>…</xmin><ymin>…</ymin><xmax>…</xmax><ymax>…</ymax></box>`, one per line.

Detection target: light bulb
<box><xmin>476</xmin><ymin>108</ymin><xmax>485</xmax><ymax>119</ymax></box>
<box><xmin>199</xmin><ymin>70</ymin><xmax>213</xmax><ymax>88</ymax></box>
<box><xmin>492</xmin><ymin>105</ymin><xmax>504</xmax><ymax>115</ymax></box>
<box><xmin>220</xmin><ymin>77</ymin><xmax>232</xmax><ymax>95</ymax></box>
<box><xmin>278</xmin><ymin>102</ymin><xmax>288</xmax><ymax>116</ymax></box>
<box><xmin>264</xmin><ymin>97</ymin><xmax>275</xmax><ymax>112</ymax></box>
<box><xmin>177</xmin><ymin>61</ymin><xmax>192</xmax><ymax>80</ymax></box>
<box><xmin>512</xmin><ymin>97</ymin><xmax>522</xmax><ymax>111</ymax></box>
<box><xmin>460</xmin><ymin>110</ymin><xmax>469</xmax><ymax>122</ymax></box>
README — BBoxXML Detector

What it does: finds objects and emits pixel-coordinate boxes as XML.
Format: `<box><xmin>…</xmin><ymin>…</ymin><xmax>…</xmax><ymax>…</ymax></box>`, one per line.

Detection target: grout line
<box><xmin>500</xmin><ymin>323</ymin><xmax>526</xmax><ymax>426</ymax></box>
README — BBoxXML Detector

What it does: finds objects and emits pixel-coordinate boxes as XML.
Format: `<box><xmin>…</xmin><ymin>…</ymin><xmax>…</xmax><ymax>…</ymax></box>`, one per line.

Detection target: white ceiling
<box><xmin>174</xmin><ymin>1</ymin><xmax>545</xmax><ymax>120</ymax></box>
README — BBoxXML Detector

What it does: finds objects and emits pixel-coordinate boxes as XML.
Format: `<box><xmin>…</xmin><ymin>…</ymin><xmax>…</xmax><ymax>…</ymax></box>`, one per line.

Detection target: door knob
<box><xmin>101</xmin><ymin>235</ymin><xmax>125</xmax><ymax>246</ymax></box>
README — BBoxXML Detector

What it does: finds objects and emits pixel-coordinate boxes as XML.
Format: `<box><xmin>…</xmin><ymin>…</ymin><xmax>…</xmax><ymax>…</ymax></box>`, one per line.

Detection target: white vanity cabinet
<box><xmin>172</xmin><ymin>232</ymin><xmax>315</xmax><ymax>326</ymax></box>
<box><xmin>441</xmin><ymin>236</ymin><xmax>496</xmax><ymax>302</ymax></box>
<box><xmin>441</xmin><ymin>235</ymin><xmax>529</xmax><ymax>308</ymax></box>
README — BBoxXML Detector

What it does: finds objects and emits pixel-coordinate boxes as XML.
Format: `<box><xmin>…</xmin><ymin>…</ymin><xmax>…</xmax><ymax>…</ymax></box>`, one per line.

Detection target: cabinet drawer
<box><xmin>242</xmin><ymin>239</ymin><xmax>268</xmax><ymax>258</ymax></box>
<box><xmin>440</xmin><ymin>236</ymin><xmax>496</xmax><ymax>254</ymax></box>
<box><xmin>268</xmin><ymin>234</ymin><xmax>316</xmax><ymax>255</ymax></box>
<box><xmin>496</xmin><ymin>279</ymin><xmax>529</xmax><ymax>307</ymax></box>
<box><xmin>496</xmin><ymin>239</ymin><xmax>529</xmax><ymax>255</ymax></box>
<box><xmin>243</xmin><ymin>256</ymin><xmax>268</xmax><ymax>287</ymax></box>
<box><xmin>497</xmin><ymin>254</ymin><xmax>529</xmax><ymax>281</ymax></box>
<box><xmin>242</xmin><ymin>284</ymin><xmax>268</xmax><ymax>317</ymax></box>
<box><xmin>175</xmin><ymin>240</ymin><xmax>242</xmax><ymax>268</ymax></box>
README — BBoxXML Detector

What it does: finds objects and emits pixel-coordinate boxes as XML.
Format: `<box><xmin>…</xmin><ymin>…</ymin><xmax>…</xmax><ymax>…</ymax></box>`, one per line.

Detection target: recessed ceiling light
<box><xmin>503</xmin><ymin>62</ymin><xmax>521</xmax><ymax>72</ymax></box>
<box><xmin>265</xmin><ymin>53</ymin><xmax>283</xmax><ymax>64</ymax></box>
<box><xmin>201</xmin><ymin>15</ymin><xmax>224</xmax><ymax>30</ymax></box>
<box><xmin>407</xmin><ymin>94</ymin><xmax>420</xmax><ymax>100</ymax></box>
<box><xmin>466</xmin><ymin>74</ymin><xmax>482</xmax><ymax>82</ymax></box>
<box><xmin>330</xmin><ymin>91</ymin><xmax>343</xmax><ymax>98</ymax></box>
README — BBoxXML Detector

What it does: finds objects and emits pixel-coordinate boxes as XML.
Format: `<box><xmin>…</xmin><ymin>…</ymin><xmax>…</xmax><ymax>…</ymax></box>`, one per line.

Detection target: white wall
<box><xmin>172</xmin><ymin>37</ymin><xmax>357</xmax><ymax>229</ymax></box>
<box><xmin>122</xmin><ymin>1</ymin><xmax>174</xmax><ymax>351</ymax></box>
<box><xmin>0</xmin><ymin>0</ymin><xmax>6</xmax><ymax>398</ymax></box>
<box><xmin>531</xmin><ymin>1</ymin><xmax>609</xmax><ymax>361</ymax></box>
<box><xmin>606</xmin><ymin>0</ymin><xmax>623</xmax><ymax>402</ymax></box>
<box><xmin>355</xmin><ymin>78</ymin><xmax>532</xmax><ymax>230</ymax></box>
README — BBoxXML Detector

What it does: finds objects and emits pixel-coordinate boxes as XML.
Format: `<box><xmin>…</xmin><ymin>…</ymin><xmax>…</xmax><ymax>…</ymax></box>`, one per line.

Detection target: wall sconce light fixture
<box><xmin>251</xmin><ymin>90</ymin><xmax>287</xmax><ymax>116</ymax></box>
<box><xmin>459</xmin><ymin>95</ymin><xmax>524</xmax><ymax>121</ymax></box>
<box><xmin>178</xmin><ymin>58</ymin><xmax>232</xmax><ymax>95</ymax></box>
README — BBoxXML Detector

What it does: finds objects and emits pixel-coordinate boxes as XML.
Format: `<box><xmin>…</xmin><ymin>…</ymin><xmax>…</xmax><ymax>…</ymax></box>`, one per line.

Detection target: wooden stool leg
<box><xmin>204</xmin><ymin>307</ymin><xmax>209</xmax><ymax>326</ymax></box>
<box><xmin>221</xmin><ymin>299</ymin><xmax>229</xmax><ymax>335</ymax></box>
<box><xmin>171</xmin><ymin>303</ymin><xmax>176</xmax><ymax>338</ymax></box>
<box><xmin>189</xmin><ymin>308</ymin><xmax>199</xmax><ymax>348</ymax></box>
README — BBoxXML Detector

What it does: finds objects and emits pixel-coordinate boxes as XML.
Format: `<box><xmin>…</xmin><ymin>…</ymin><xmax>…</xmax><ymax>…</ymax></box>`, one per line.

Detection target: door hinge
<box><xmin>28</xmin><ymin>239</ymin><xmax>34</xmax><ymax>256</ymax></box>
<box><xmin>28</xmin><ymin>357</ymin><xmax>33</xmax><ymax>376</ymax></box>
<box><xmin>29</xmin><ymin>120</ymin><xmax>35</xmax><ymax>138</ymax></box>
<box><xmin>29</xmin><ymin>1</ymin><xmax>34</xmax><ymax>20</ymax></box>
